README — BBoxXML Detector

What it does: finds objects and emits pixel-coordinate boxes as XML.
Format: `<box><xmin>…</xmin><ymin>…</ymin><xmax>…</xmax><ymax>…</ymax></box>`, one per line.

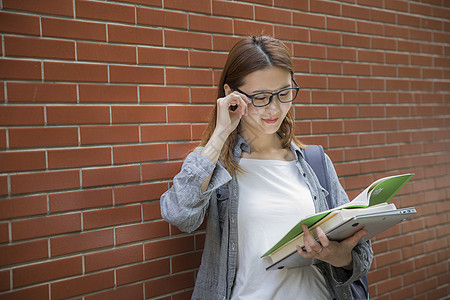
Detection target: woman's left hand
<box><xmin>296</xmin><ymin>225</ymin><xmax>368</xmax><ymax>270</ymax></box>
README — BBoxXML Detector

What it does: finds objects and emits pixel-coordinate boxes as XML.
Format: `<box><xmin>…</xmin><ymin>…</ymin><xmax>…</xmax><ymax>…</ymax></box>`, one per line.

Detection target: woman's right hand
<box><xmin>215</xmin><ymin>91</ymin><xmax>250</xmax><ymax>137</ymax></box>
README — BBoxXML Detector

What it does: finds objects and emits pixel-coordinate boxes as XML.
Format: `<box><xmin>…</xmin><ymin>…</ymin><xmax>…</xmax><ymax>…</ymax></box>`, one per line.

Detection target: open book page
<box><xmin>261</xmin><ymin>173</ymin><xmax>414</xmax><ymax>258</ymax></box>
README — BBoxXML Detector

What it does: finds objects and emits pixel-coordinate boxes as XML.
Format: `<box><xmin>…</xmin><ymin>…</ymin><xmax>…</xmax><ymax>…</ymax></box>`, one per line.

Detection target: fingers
<box><xmin>342</xmin><ymin>228</ymin><xmax>368</xmax><ymax>248</ymax></box>
<box><xmin>219</xmin><ymin>91</ymin><xmax>249</xmax><ymax>116</ymax></box>
<box><xmin>302</xmin><ymin>225</ymin><xmax>323</xmax><ymax>254</ymax></box>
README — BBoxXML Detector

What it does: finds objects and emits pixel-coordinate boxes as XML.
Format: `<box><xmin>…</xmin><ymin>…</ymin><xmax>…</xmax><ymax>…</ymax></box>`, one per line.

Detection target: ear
<box><xmin>224</xmin><ymin>84</ymin><xmax>233</xmax><ymax>96</ymax></box>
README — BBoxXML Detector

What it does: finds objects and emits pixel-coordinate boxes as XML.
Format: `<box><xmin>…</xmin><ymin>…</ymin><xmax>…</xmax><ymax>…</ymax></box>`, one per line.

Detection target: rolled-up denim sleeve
<box><xmin>160</xmin><ymin>148</ymin><xmax>232</xmax><ymax>233</ymax></box>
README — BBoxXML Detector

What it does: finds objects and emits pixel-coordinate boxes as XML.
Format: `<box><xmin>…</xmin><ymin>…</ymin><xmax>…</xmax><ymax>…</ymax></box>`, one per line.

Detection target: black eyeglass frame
<box><xmin>233</xmin><ymin>79</ymin><xmax>300</xmax><ymax>108</ymax></box>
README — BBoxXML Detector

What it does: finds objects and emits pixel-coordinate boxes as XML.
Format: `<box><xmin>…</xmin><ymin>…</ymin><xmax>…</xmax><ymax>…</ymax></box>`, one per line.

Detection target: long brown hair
<box><xmin>200</xmin><ymin>36</ymin><xmax>305</xmax><ymax>175</ymax></box>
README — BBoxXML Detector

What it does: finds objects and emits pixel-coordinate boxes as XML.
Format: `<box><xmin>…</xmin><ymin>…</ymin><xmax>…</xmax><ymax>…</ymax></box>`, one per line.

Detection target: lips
<box><xmin>262</xmin><ymin>117</ymin><xmax>279</xmax><ymax>124</ymax></box>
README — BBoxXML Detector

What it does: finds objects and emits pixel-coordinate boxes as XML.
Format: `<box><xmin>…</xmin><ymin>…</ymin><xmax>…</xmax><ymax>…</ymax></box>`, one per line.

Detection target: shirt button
<box><xmin>303</xmin><ymin>173</ymin><xmax>306</xmax><ymax>177</ymax></box>
<box><xmin>314</xmin><ymin>196</ymin><xmax>317</xmax><ymax>200</ymax></box>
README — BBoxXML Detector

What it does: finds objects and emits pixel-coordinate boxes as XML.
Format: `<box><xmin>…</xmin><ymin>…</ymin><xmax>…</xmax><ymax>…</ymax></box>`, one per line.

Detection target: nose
<box><xmin>266</xmin><ymin>95</ymin><xmax>281</xmax><ymax>111</ymax></box>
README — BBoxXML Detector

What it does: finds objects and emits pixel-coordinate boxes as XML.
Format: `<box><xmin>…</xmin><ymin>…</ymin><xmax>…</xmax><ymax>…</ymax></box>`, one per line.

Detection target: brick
<box><xmin>142</xmin><ymin>201</ymin><xmax>162</xmax><ymax>221</ymax></box>
<box><xmin>190</xmin><ymin>51</ymin><xmax>227</xmax><ymax>69</ymax></box>
<box><xmin>212</xmin><ymin>35</ymin><xmax>242</xmax><ymax>52</ymax></box>
<box><xmin>0</xmin><ymin>269</ymin><xmax>9</xmax><ymax>292</ymax></box>
<box><xmin>4</xmin><ymin>36</ymin><xmax>75</xmax><ymax>60</ymax></box>
<box><xmin>293</xmin><ymin>11</ymin><xmax>325</xmax><ymax>29</ymax></box>
<box><xmin>343</xmin><ymin>91</ymin><xmax>371</xmax><ymax>104</ymax></box>
<box><xmin>0</xmin><ymin>12</ymin><xmax>40</xmax><ymax>36</ymax></box>
<box><xmin>117</xmin><ymin>258</ymin><xmax>169</xmax><ymax>286</ymax></box>
<box><xmin>312</xmin><ymin>120</ymin><xmax>343</xmax><ymax>134</ymax></box>
<box><xmin>0</xmin><ymin>195</ymin><xmax>47</xmax><ymax>220</ymax></box>
<box><xmin>9</xmin><ymin>127</ymin><xmax>78</xmax><ymax>149</ymax></box>
<box><xmin>142</xmin><ymin>161</ymin><xmax>183</xmax><ymax>181</ymax></box>
<box><xmin>0</xmin><ymin>284</ymin><xmax>49</xmax><ymax>300</ymax></box>
<box><xmin>166</xmin><ymin>68</ymin><xmax>213</xmax><ymax>86</ymax></box>
<box><xmin>85</xmin><ymin>283</ymin><xmax>143</xmax><ymax>300</ymax></box>
<box><xmin>11</xmin><ymin>170</ymin><xmax>80</xmax><ymax>195</ymax></box>
<box><xmin>274</xmin><ymin>25</ymin><xmax>309</xmax><ymax>43</ymax></box>
<box><xmin>12</xmin><ymin>213</ymin><xmax>81</xmax><ymax>241</ymax></box>
<box><xmin>190</xmin><ymin>14</ymin><xmax>233</xmax><ymax>34</ymax></box>
<box><xmin>343</xmin><ymin>33</ymin><xmax>371</xmax><ymax>49</ymax></box>
<box><xmin>3</xmin><ymin>0</ymin><xmax>73</xmax><ymax>17</ymax></box>
<box><xmin>137</xmin><ymin>7</ymin><xmax>187</xmax><ymax>29</ymax></box>
<box><xmin>295</xmin><ymin>106</ymin><xmax>327</xmax><ymax>119</ymax></box>
<box><xmin>358</xmin><ymin>49</ymin><xmax>384</xmax><ymax>63</ymax></box>
<box><xmin>168</xmin><ymin>142</ymin><xmax>198</xmax><ymax>160</ymax></box>
<box><xmin>80</xmin><ymin>125</ymin><xmax>139</xmax><ymax>145</ymax></box>
<box><xmin>310</xmin><ymin>30</ymin><xmax>341</xmax><ymax>45</ymax></box>
<box><xmin>82</xmin><ymin>165</ymin><xmax>141</xmax><ymax>188</ymax></box>
<box><xmin>327</xmin><ymin>16</ymin><xmax>356</xmax><ymax>32</ymax></box>
<box><xmin>167</xmin><ymin>106</ymin><xmax>212</xmax><ymax>123</ymax></box>
<box><xmin>300</xmin><ymin>75</ymin><xmax>327</xmax><ymax>89</ymax></box>
<box><xmin>110</xmin><ymin>65</ymin><xmax>164</xmax><ymax>84</ymax></box>
<box><xmin>42</xmin><ymin>17</ymin><xmax>106</xmax><ymax>41</ymax></box>
<box><xmin>138</xmin><ymin>47</ymin><xmax>188</xmax><ymax>67</ymax></box>
<box><xmin>79</xmin><ymin>84</ymin><xmax>137</xmax><ymax>103</ymax></box>
<box><xmin>0</xmin><ymin>59</ymin><xmax>41</xmax><ymax>80</ymax></box>
<box><xmin>13</xmin><ymin>256</ymin><xmax>82</xmax><ymax>288</ymax></box>
<box><xmin>51</xmin><ymin>270</ymin><xmax>114</xmax><ymax>300</ymax></box>
<box><xmin>44</xmin><ymin>61</ymin><xmax>108</xmax><ymax>83</ymax></box>
<box><xmin>114</xmin><ymin>183</ymin><xmax>168</xmax><ymax>205</ymax></box>
<box><xmin>0</xmin><ymin>150</ymin><xmax>46</xmax><ymax>173</ymax></box>
<box><xmin>165</xmin><ymin>0</ymin><xmax>210</xmax><ymax>14</ymax></box>
<box><xmin>115</xmin><ymin>221</ymin><xmax>169</xmax><ymax>245</ymax></box>
<box><xmin>0</xmin><ymin>176</ymin><xmax>8</xmax><ymax>197</ymax></box>
<box><xmin>255</xmin><ymin>6</ymin><xmax>291</xmax><ymax>25</ymax></box>
<box><xmin>50</xmin><ymin>229</ymin><xmax>114</xmax><ymax>257</ymax></box>
<box><xmin>0</xmin><ymin>106</ymin><xmax>44</xmax><ymax>126</ymax></box>
<box><xmin>140</xmin><ymin>86</ymin><xmax>189</xmax><ymax>103</ymax></box>
<box><xmin>49</xmin><ymin>188</ymin><xmax>113</xmax><ymax>213</ymax></box>
<box><xmin>311</xmin><ymin>60</ymin><xmax>341</xmax><ymax>74</ymax></box>
<box><xmin>372</xmin><ymin>37</ymin><xmax>398</xmax><ymax>51</ymax></box>
<box><xmin>77</xmin><ymin>42</ymin><xmax>136</xmax><ymax>64</ymax></box>
<box><xmin>48</xmin><ymin>147</ymin><xmax>111</xmax><ymax>169</ymax></box>
<box><xmin>328</xmin><ymin>76</ymin><xmax>357</xmax><ymax>89</ymax></box>
<box><xmin>47</xmin><ymin>105</ymin><xmax>110</xmax><ymax>125</ymax></box>
<box><xmin>108</xmin><ymin>24</ymin><xmax>163</xmax><ymax>46</ymax></box>
<box><xmin>234</xmin><ymin>19</ymin><xmax>274</xmax><ymax>37</ymax></box>
<box><xmin>0</xmin><ymin>130</ymin><xmax>5</xmax><ymax>150</ymax></box>
<box><xmin>310</xmin><ymin>0</ymin><xmax>340</xmax><ymax>15</ymax></box>
<box><xmin>172</xmin><ymin>251</ymin><xmax>202</xmax><ymax>273</ymax></box>
<box><xmin>311</xmin><ymin>91</ymin><xmax>342</xmax><ymax>103</ymax></box>
<box><xmin>328</xmin><ymin>47</ymin><xmax>358</xmax><ymax>62</ymax></box>
<box><xmin>0</xmin><ymin>239</ymin><xmax>48</xmax><ymax>267</ymax></box>
<box><xmin>111</xmin><ymin>105</ymin><xmax>165</xmax><ymax>124</ymax></box>
<box><xmin>212</xmin><ymin>1</ymin><xmax>253</xmax><ymax>19</ymax></box>
<box><xmin>7</xmin><ymin>82</ymin><xmax>77</xmax><ymax>103</ymax></box>
<box><xmin>84</xmin><ymin>205</ymin><xmax>141</xmax><ymax>230</ymax></box>
<box><xmin>144</xmin><ymin>271</ymin><xmax>195</xmax><ymax>299</ymax></box>
<box><xmin>293</xmin><ymin>43</ymin><xmax>326</xmax><ymax>59</ymax></box>
<box><xmin>359</xmin><ymin>78</ymin><xmax>385</xmax><ymax>90</ymax></box>
<box><xmin>141</xmin><ymin>124</ymin><xmax>191</xmax><ymax>142</ymax></box>
<box><xmin>76</xmin><ymin>0</ymin><xmax>135</xmax><ymax>23</ymax></box>
<box><xmin>191</xmin><ymin>87</ymin><xmax>217</xmax><ymax>104</ymax></box>
<box><xmin>0</xmin><ymin>223</ymin><xmax>8</xmax><ymax>244</ymax></box>
<box><xmin>88</xmin><ymin>245</ymin><xmax>144</xmax><ymax>273</ymax></box>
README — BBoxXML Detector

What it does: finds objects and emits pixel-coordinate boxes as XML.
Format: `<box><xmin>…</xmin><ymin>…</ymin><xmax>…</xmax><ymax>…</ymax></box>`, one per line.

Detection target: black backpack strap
<box><xmin>303</xmin><ymin>144</ymin><xmax>332</xmax><ymax>208</ymax></box>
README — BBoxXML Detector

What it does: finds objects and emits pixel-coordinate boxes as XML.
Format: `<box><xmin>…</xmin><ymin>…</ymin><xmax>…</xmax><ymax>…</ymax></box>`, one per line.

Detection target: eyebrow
<box><xmin>251</xmin><ymin>84</ymin><xmax>291</xmax><ymax>93</ymax></box>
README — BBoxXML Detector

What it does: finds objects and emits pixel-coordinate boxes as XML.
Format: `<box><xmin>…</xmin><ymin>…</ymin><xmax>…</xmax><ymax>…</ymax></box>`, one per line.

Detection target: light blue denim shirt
<box><xmin>160</xmin><ymin>135</ymin><xmax>373</xmax><ymax>300</ymax></box>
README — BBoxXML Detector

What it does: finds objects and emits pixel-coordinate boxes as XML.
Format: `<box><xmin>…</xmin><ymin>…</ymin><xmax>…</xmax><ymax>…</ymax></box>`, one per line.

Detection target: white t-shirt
<box><xmin>231</xmin><ymin>158</ymin><xmax>330</xmax><ymax>300</ymax></box>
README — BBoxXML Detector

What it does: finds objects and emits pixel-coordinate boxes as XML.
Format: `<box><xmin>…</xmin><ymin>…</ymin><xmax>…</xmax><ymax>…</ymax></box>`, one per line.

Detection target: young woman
<box><xmin>160</xmin><ymin>36</ymin><xmax>372</xmax><ymax>300</ymax></box>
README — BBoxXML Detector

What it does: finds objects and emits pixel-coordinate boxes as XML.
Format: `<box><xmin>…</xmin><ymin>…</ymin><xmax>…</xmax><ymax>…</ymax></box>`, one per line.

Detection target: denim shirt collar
<box><xmin>233</xmin><ymin>133</ymin><xmax>304</xmax><ymax>162</ymax></box>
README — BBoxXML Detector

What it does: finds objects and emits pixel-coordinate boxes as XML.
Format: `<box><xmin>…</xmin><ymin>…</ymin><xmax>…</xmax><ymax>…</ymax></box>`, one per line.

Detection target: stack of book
<box><xmin>262</xmin><ymin>173</ymin><xmax>416</xmax><ymax>271</ymax></box>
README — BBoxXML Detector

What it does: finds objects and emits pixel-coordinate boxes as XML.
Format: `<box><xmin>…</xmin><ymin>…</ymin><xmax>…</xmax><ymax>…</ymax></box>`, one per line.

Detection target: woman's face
<box><xmin>233</xmin><ymin>67</ymin><xmax>293</xmax><ymax>139</ymax></box>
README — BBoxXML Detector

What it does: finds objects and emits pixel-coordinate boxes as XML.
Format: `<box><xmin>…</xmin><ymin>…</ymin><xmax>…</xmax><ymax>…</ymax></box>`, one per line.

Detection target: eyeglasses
<box><xmin>233</xmin><ymin>79</ymin><xmax>300</xmax><ymax>107</ymax></box>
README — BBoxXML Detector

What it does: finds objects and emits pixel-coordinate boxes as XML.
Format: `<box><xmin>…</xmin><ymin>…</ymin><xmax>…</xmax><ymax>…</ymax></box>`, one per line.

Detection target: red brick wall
<box><xmin>0</xmin><ymin>0</ymin><xmax>449</xmax><ymax>299</ymax></box>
